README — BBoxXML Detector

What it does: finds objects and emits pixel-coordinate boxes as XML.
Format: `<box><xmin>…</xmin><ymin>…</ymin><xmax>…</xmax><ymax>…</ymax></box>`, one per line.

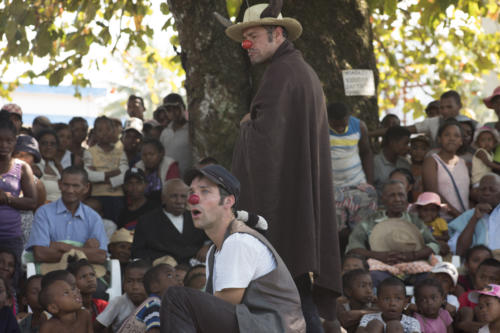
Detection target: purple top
<box><xmin>0</xmin><ymin>159</ymin><xmax>22</xmax><ymax>238</ymax></box>
<box><xmin>414</xmin><ymin>308</ymin><xmax>452</xmax><ymax>333</ymax></box>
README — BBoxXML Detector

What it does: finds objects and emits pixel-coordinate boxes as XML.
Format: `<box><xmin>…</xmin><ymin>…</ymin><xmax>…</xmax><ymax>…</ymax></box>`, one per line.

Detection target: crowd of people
<box><xmin>1</xmin><ymin>1</ymin><xmax>500</xmax><ymax>332</ymax></box>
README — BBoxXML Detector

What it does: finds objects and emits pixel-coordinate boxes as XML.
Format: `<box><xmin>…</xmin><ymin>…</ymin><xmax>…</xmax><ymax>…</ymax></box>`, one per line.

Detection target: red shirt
<box><xmin>91</xmin><ymin>298</ymin><xmax>108</xmax><ymax>321</ymax></box>
<box><xmin>458</xmin><ymin>290</ymin><xmax>477</xmax><ymax>309</ymax></box>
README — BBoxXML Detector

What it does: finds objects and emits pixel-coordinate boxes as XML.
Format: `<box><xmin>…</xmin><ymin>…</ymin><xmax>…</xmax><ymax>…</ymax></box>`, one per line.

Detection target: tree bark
<box><xmin>168</xmin><ymin>0</ymin><xmax>378</xmax><ymax>168</ymax></box>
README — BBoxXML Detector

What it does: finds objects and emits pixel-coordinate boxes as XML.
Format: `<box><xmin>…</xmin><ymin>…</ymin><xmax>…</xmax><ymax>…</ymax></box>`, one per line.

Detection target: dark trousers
<box><xmin>295</xmin><ymin>274</ymin><xmax>324</xmax><ymax>333</ymax></box>
<box><xmin>160</xmin><ymin>286</ymin><xmax>239</xmax><ymax>333</ymax></box>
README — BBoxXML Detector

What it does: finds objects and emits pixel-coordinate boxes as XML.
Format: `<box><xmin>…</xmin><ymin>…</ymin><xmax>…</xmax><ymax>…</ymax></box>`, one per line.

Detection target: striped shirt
<box><xmin>329</xmin><ymin>116</ymin><xmax>366</xmax><ymax>187</ymax></box>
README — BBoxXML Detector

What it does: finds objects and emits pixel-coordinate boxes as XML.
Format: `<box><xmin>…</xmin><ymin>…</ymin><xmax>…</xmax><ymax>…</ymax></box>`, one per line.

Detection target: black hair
<box><xmin>22</xmin><ymin>274</ymin><xmax>43</xmax><ymax>297</ymax></box>
<box><xmin>128</xmin><ymin>94</ymin><xmax>145</xmax><ymax>108</ymax></box>
<box><xmin>327</xmin><ymin>102</ymin><xmax>350</xmax><ymax>121</ymax></box>
<box><xmin>465</xmin><ymin>245</ymin><xmax>493</xmax><ymax>262</ymax></box>
<box><xmin>377</xmin><ymin>277</ymin><xmax>406</xmax><ymax>297</ymax></box>
<box><xmin>459</xmin><ymin>120</ymin><xmax>475</xmax><ymax>142</ymax></box>
<box><xmin>61</xmin><ymin>166</ymin><xmax>89</xmax><ymax>184</ymax></box>
<box><xmin>414</xmin><ymin>278</ymin><xmax>445</xmax><ymax>301</ymax></box>
<box><xmin>125</xmin><ymin>259</ymin><xmax>151</xmax><ymax>276</ymax></box>
<box><xmin>440</xmin><ymin>90</ymin><xmax>462</xmax><ymax>107</ymax></box>
<box><xmin>38</xmin><ymin>278</ymin><xmax>59</xmax><ymax>311</ymax></box>
<box><xmin>198</xmin><ymin>157</ymin><xmax>219</xmax><ymax>167</ymax></box>
<box><xmin>342</xmin><ymin>253</ymin><xmax>369</xmax><ymax>271</ymax></box>
<box><xmin>69</xmin><ymin>117</ymin><xmax>88</xmax><ymax>128</ymax></box>
<box><xmin>342</xmin><ymin>269</ymin><xmax>370</xmax><ymax>292</ymax></box>
<box><xmin>143</xmin><ymin>264</ymin><xmax>175</xmax><ymax>295</ymax></box>
<box><xmin>381</xmin><ymin>113</ymin><xmax>400</xmax><ymax>126</ymax></box>
<box><xmin>390</xmin><ymin>168</ymin><xmax>415</xmax><ymax>186</ymax></box>
<box><xmin>142</xmin><ymin>138</ymin><xmax>165</xmax><ymax>155</ymax></box>
<box><xmin>36</xmin><ymin>129</ymin><xmax>59</xmax><ymax>147</ymax></box>
<box><xmin>66</xmin><ymin>258</ymin><xmax>93</xmax><ymax>277</ymax></box>
<box><xmin>0</xmin><ymin>110</ymin><xmax>18</xmax><ymax>137</ymax></box>
<box><xmin>425</xmin><ymin>100</ymin><xmax>440</xmax><ymax>113</ymax></box>
<box><xmin>263</xmin><ymin>25</ymin><xmax>289</xmax><ymax>40</ymax></box>
<box><xmin>41</xmin><ymin>270</ymin><xmax>73</xmax><ymax>289</ymax></box>
<box><xmin>478</xmin><ymin>258</ymin><xmax>500</xmax><ymax>271</ymax></box>
<box><xmin>175</xmin><ymin>263</ymin><xmax>190</xmax><ymax>273</ymax></box>
<box><xmin>52</xmin><ymin>122</ymin><xmax>70</xmax><ymax>133</ymax></box>
<box><xmin>0</xmin><ymin>247</ymin><xmax>17</xmax><ymax>269</ymax></box>
<box><xmin>153</xmin><ymin>105</ymin><xmax>167</xmax><ymax>122</ymax></box>
<box><xmin>93</xmin><ymin>115</ymin><xmax>114</xmax><ymax>129</ymax></box>
<box><xmin>382</xmin><ymin>125</ymin><xmax>410</xmax><ymax>147</ymax></box>
<box><xmin>184</xmin><ymin>273</ymin><xmax>206</xmax><ymax>289</ymax></box>
<box><xmin>163</xmin><ymin>93</ymin><xmax>185</xmax><ymax>110</ymax></box>
<box><xmin>183</xmin><ymin>265</ymin><xmax>206</xmax><ymax>286</ymax></box>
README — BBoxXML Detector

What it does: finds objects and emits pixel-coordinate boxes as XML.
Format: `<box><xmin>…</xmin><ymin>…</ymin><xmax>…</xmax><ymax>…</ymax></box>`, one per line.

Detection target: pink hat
<box><xmin>414</xmin><ymin>192</ymin><xmax>445</xmax><ymax>207</ymax></box>
<box><xmin>469</xmin><ymin>284</ymin><xmax>500</xmax><ymax>303</ymax></box>
<box><xmin>1</xmin><ymin>103</ymin><xmax>22</xmax><ymax>116</ymax></box>
<box><xmin>484</xmin><ymin>86</ymin><xmax>500</xmax><ymax>109</ymax></box>
<box><xmin>473</xmin><ymin>126</ymin><xmax>500</xmax><ymax>147</ymax></box>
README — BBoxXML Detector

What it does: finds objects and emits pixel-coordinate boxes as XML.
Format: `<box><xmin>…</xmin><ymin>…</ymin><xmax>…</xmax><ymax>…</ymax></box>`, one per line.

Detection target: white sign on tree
<box><xmin>342</xmin><ymin>70</ymin><xmax>375</xmax><ymax>96</ymax></box>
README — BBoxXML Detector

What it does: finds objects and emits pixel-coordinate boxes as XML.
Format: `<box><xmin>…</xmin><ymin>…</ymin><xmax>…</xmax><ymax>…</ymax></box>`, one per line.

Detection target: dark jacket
<box><xmin>231</xmin><ymin>40</ymin><xmax>342</xmax><ymax>319</ymax></box>
<box><xmin>206</xmin><ymin>220</ymin><xmax>306</xmax><ymax>333</ymax></box>
<box><xmin>131</xmin><ymin>209</ymin><xmax>207</xmax><ymax>264</ymax></box>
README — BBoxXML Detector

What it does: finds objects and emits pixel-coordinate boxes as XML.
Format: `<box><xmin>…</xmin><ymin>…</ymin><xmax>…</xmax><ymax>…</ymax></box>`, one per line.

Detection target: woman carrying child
<box><xmin>423</xmin><ymin>120</ymin><xmax>470</xmax><ymax>220</ymax></box>
<box><xmin>471</xmin><ymin>127</ymin><xmax>500</xmax><ymax>187</ymax></box>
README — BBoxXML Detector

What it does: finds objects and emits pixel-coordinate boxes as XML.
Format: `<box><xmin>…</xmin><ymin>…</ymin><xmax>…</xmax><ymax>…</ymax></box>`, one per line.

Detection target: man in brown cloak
<box><xmin>227</xmin><ymin>3</ymin><xmax>342</xmax><ymax>331</ymax></box>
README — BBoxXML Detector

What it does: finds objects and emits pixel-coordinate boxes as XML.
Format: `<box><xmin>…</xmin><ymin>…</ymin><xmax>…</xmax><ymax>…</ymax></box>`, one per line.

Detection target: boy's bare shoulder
<box><xmin>39</xmin><ymin>309</ymin><xmax>92</xmax><ymax>333</ymax></box>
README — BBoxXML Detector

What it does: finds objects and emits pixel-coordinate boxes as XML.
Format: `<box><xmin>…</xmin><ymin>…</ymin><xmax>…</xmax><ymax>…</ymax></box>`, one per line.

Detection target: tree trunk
<box><xmin>168</xmin><ymin>0</ymin><xmax>378</xmax><ymax>168</ymax></box>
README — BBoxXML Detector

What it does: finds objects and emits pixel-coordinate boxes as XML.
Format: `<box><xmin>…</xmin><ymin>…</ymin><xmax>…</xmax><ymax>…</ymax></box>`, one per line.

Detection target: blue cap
<box><xmin>15</xmin><ymin>135</ymin><xmax>41</xmax><ymax>163</ymax></box>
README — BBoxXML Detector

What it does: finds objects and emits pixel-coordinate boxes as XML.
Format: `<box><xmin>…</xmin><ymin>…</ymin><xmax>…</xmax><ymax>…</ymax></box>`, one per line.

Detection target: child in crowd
<box><xmin>457</xmin><ymin>245</ymin><xmax>493</xmax><ymax>296</ymax></box>
<box><xmin>68</xmin><ymin>117</ymin><xmax>88</xmax><ymax>167</ymax></box>
<box><xmin>337</xmin><ymin>269</ymin><xmax>377</xmax><ymax>333</ymax></box>
<box><xmin>413</xmin><ymin>192</ymin><xmax>449</xmax><ymax>255</ymax></box>
<box><xmin>83</xmin><ymin>197</ymin><xmax>117</xmax><ymax>240</ymax></box>
<box><xmin>356</xmin><ymin>277</ymin><xmax>421</xmax><ymax>333</ymax></box>
<box><xmin>38</xmin><ymin>278</ymin><xmax>91</xmax><ymax>333</ymax></box>
<box><xmin>36</xmin><ymin>129</ymin><xmax>62</xmax><ymax>202</ymax></box>
<box><xmin>174</xmin><ymin>263</ymin><xmax>190</xmax><ymax>286</ymax></box>
<box><xmin>373</xmin><ymin>126</ymin><xmax>411</xmax><ymax>196</ymax></box>
<box><xmin>83</xmin><ymin>116</ymin><xmax>128</xmax><ymax>222</ymax></box>
<box><xmin>409</xmin><ymin>136</ymin><xmax>430</xmax><ymax>201</ymax></box>
<box><xmin>381</xmin><ymin>114</ymin><xmax>401</xmax><ymax>128</ymax></box>
<box><xmin>471</xmin><ymin>127</ymin><xmax>500</xmax><ymax>187</ymax></box>
<box><xmin>342</xmin><ymin>253</ymin><xmax>370</xmax><ymax>274</ymax></box>
<box><xmin>430</xmin><ymin>262</ymin><xmax>460</xmax><ymax>316</ymax></box>
<box><xmin>96</xmin><ymin>259</ymin><xmax>150</xmax><ymax>332</ymax></box>
<box><xmin>67</xmin><ymin>259</ymin><xmax>108</xmax><ymax>322</ymax></box>
<box><xmin>122</xmin><ymin>118</ymin><xmax>144</xmax><ymax>168</ymax></box>
<box><xmin>18</xmin><ymin>275</ymin><xmax>48</xmax><ymax>333</ymax></box>
<box><xmin>424</xmin><ymin>100</ymin><xmax>440</xmax><ymax>118</ymax></box>
<box><xmin>471</xmin><ymin>284</ymin><xmax>500</xmax><ymax>333</ymax></box>
<box><xmin>134</xmin><ymin>138</ymin><xmax>179</xmax><ymax>204</ymax></box>
<box><xmin>0</xmin><ymin>247</ymin><xmax>17</xmax><ymax>313</ymax></box>
<box><xmin>52</xmin><ymin>123</ymin><xmax>73</xmax><ymax>169</ymax></box>
<box><xmin>413</xmin><ymin>278</ymin><xmax>453</xmax><ymax>333</ymax></box>
<box><xmin>183</xmin><ymin>265</ymin><xmax>206</xmax><ymax>291</ymax></box>
<box><xmin>459</xmin><ymin>120</ymin><xmax>476</xmax><ymax>171</ymax></box>
<box><xmin>0</xmin><ymin>276</ymin><xmax>20</xmax><ymax>332</ymax></box>
<box><xmin>389</xmin><ymin>168</ymin><xmax>415</xmax><ymax>203</ymax></box>
<box><xmin>118</xmin><ymin>264</ymin><xmax>178</xmax><ymax>333</ymax></box>
<box><xmin>423</xmin><ymin>120</ymin><xmax>469</xmax><ymax>220</ymax></box>
<box><xmin>108</xmin><ymin>228</ymin><xmax>133</xmax><ymax>268</ymax></box>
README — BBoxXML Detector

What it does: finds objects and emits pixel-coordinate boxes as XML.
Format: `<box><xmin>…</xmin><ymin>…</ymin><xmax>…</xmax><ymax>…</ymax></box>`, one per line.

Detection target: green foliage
<box><xmin>369</xmin><ymin>0</ymin><xmax>500</xmax><ymax>121</ymax></box>
<box><xmin>0</xmin><ymin>0</ymin><xmax>175</xmax><ymax>97</ymax></box>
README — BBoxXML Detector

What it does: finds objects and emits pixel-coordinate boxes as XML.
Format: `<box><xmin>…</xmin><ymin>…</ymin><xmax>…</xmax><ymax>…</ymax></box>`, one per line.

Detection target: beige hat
<box><xmin>124</xmin><ymin>117</ymin><xmax>143</xmax><ymax>136</ymax></box>
<box><xmin>152</xmin><ymin>255</ymin><xmax>178</xmax><ymax>268</ymax></box>
<box><xmin>225</xmin><ymin>3</ymin><xmax>302</xmax><ymax>42</ymax></box>
<box><xmin>40</xmin><ymin>249</ymin><xmax>107</xmax><ymax>278</ymax></box>
<box><xmin>110</xmin><ymin>228</ymin><xmax>134</xmax><ymax>244</ymax></box>
<box><xmin>369</xmin><ymin>218</ymin><xmax>425</xmax><ymax>252</ymax></box>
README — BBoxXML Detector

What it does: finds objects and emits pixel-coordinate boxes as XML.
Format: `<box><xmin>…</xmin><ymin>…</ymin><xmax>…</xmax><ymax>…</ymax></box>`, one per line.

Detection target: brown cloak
<box><xmin>231</xmin><ymin>40</ymin><xmax>342</xmax><ymax>319</ymax></box>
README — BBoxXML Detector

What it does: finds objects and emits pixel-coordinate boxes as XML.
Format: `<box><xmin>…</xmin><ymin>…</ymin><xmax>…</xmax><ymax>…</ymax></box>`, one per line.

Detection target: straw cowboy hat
<box><xmin>369</xmin><ymin>218</ymin><xmax>425</xmax><ymax>252</ymax></box>
<box><xmin>225</xmin><ymin>3</ymin><xmax>303</xmax><ymax>42</ymax></box>
<box><xmin>40</xmin><ymin>249</ymin><xmax>107</xmax><ymax>278</ymax></box>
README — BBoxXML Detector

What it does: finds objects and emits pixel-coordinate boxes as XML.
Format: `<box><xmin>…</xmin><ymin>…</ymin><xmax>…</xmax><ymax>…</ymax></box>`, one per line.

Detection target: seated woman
<box><xmin>36</xmin><ymin>129</ymin><xmax>63</xmax><ymax>202</ymax></box>
<box><xmin>134</xmin><ymin>138</ymin><xmax>179</xmax><ymax>204</ymax></box>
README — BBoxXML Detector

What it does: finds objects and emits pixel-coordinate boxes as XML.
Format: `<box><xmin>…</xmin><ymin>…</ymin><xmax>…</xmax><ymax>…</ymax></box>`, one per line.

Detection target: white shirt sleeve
<box><xmin>96</xmin><ymin>295</ymin><xmax>122</xmax><ymax>327</ymax></box>
<box><xmin>213</xmin><ymin>233</ymin><xmax>276</xmax><ymax>292</ymax></box>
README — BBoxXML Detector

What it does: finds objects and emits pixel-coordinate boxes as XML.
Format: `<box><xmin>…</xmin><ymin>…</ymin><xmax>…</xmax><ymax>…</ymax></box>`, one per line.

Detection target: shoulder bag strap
<box><xmin>434</xmin><ymin>156</ymin><xmax>466</xmax><ymax>212</ymax></box>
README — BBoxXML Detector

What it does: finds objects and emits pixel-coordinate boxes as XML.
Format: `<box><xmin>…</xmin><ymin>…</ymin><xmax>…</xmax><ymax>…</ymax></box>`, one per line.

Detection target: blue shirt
<box><xmin>25</xmin><ymin>199</ymin><xmax>108</xmax><ymax>251</ymax></box>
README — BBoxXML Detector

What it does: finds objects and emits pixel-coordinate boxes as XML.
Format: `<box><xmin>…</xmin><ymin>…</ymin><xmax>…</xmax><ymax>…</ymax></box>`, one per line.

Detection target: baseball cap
<box><xmin>124</xmin><ymin>168</ymin><xmax>146</xmax><ymax>183</ymax></box>
<box><xmin>110</xmin><ymin>228</ymin><xmax>134</xmax><ymax>244</ymax></box>
<box><xmin>469</xmin><ymin>284</ymin><xmax>500</xmax><ymax>303</ymax></box>
<box><xmin>124</xmin><ymin>117</ymin><xmax>143</xmax><ymax>136</ymax></box>
<box><xmin>1</xmin><ymin>103</ymin><xmax>22</xmax><ymax>117</ymax></box>
<box><xmin>413</xmin><ymin>192</ymin><xmax>446</xmax><ymax>208</ymax></box>
<box><xmin>185</xmin><ymin>165</ymin><xmax>240</xmax><ymax>201</ymax></box>
<box><xmin>15</xmin><ymin>135</ymin><xmax>41</xmax><ymax>163</ymax></box>
<box><xmin>431</xmin><ymin>261</ymin><xmax>458</xmax><ymax>286</ymax></box>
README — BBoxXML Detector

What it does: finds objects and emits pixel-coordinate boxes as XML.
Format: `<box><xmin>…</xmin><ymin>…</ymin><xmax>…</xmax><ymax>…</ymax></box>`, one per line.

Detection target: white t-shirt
<box><xmin>207</xmin><ymin>233</ymin><xmax>277</xmax><ymax>292</ymax></box>
<box><xmin>479</xmin><ymin>325</ymin><xmax>491</xmax><ymax>333</ymax></box>
<box><xmin>359</xmin><ymin>313</ymin><xmax>421</xmax><ymax>333</ymax></box>
<box><xmin>96</xmin><ymin>293</ymin><xmax>136</xmax><ymax>332</ymax></box>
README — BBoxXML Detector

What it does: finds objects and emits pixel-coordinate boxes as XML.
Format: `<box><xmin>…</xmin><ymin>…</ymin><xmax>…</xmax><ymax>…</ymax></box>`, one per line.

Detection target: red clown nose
<box><xmin>188</xmin><ymin>194</ymin><xmax>200</xmax><ymax>205</ymax></box>
<box><xmin>241</xmin><ymin>40</ymin><xmax>252</xmax><ymax>50</ymax></box>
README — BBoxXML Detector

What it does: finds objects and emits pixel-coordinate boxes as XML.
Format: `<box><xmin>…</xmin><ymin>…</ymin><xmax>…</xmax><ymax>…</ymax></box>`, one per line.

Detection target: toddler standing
<box><xmin>472</xmin><ymin>127</ymin><xmax>500</xmax><ymax>187</ymax></box>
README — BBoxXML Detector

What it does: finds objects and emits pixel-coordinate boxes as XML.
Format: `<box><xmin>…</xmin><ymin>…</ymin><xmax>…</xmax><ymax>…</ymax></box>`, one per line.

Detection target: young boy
<box><xmin>18</xmin><ymin>275</ymin><xmax>48</xmax><ymax>333</ymax></box>
<box><xmin>337</xmin><ymin>269</ymin><xmax>377</xmax><ymax>333</ymax></box>
<box><xmin>357</xmin><ymin>277</ymin><xmax>421</xmax><ymax>333</ymax></box>
<box><xmin>117</xmin><ymin>264</ymin><xmax>178</xmax><ymax>332</ymax></box>
<box><xmin>430</xmin><ymin>262</ymin><xmax>460</xmax><ymax>316</ymax></box>
<box><xmin>95</xmin><ymin>259</ymin><xmax>150</xmax><ymax>332</ymax></box>
<box><xmin>373</xmin><ymin>126</ymin><xmax>411</xmax><ymax>196</ymax></box>
<box><xmin>38</xmin><ymin>279</ymin><xmax>92</xmax><ymax>333</ymax></box>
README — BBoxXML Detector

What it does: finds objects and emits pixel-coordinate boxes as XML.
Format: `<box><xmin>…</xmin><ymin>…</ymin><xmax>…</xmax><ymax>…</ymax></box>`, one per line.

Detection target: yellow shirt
<box><xmin>425</xmin><ymin>217</ymin><xmax>448</xmax><ymax>237</ymax></box>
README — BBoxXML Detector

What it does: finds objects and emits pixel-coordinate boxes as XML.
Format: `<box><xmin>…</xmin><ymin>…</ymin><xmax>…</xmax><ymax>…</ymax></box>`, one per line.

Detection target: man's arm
<box><xmin>33</xmin><ymin>244</ymin><xmax>65</xmax><ymax>262</ymax></box>
<box><xmin>456</xmin><ymin>203</ymin><xmax>491</xmax><ymax>256</ymax></box>
<box><xmin>214</xmin><ymin>288</ymin><xmax>246</xmax><ymax>305</ymax></box>
<box><xmin>358</xmin><ymin>121</ymin><xmax>374</xmax><ymax>185</ymax></box>
<box><xmin>78</xmin><ymin>247</ymin><xmax>107</xmax><ymax>264</ymax></box>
